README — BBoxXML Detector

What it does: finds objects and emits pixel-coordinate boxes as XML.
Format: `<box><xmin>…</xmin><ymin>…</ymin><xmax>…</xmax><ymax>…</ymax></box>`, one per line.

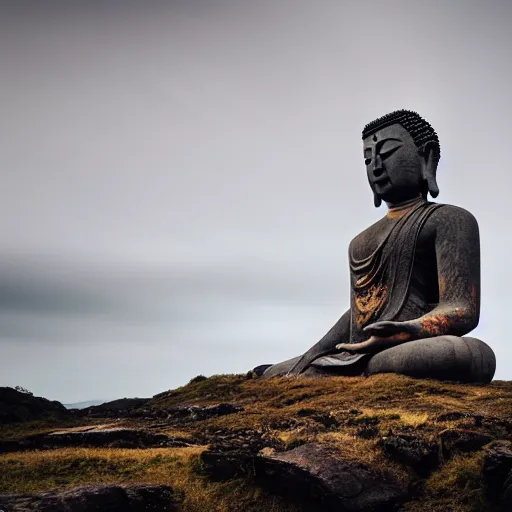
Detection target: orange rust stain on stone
<box><xmin>421</xmin><ymin>315</ymin><xmax>452</xmax><ymax>336</ymax></box>
<box><xmin>354</xmin><ymin>284</ymin><xmax>388</xmax><ymax>328</ymax></box>
<box><xmin>455</xmin><ymin>308</ymin><xmax>464</xmax><ymax>319</ymax></box>
<box><xmin>386</xmin><ymin>332</ymin><xmax>411</xmax><ymax>342</ymax></box>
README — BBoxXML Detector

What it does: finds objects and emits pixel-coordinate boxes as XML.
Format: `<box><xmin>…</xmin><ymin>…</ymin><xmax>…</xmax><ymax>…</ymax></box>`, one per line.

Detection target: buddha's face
<box><xmin>363</xmin><ymin>123</ymin><xmax>424</xmax><ymax>204</ymax></box>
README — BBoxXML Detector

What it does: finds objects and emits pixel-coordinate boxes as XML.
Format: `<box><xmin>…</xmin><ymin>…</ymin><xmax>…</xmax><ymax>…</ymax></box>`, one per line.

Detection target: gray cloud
<box><xmin>0</xmin><ymin>0</ymin><xmax>511</xmax><ymax>401</ymax></box>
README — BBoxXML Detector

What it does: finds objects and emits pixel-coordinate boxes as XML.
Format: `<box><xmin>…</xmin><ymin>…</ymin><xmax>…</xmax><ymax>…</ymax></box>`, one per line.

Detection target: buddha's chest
<box><xmin>350</xmin><ymin>219</ymin><xmax>394</xmax><ymax>261</ymax></box>
<box><xmin>349</xmin><ymin>216</ymin><xmax>434</xmax><ymax>262</ymax></box>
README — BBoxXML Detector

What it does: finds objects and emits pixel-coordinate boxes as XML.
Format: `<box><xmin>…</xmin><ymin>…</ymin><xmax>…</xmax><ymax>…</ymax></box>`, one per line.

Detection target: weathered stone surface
<box><xmin>76</xmin><ymin>398</ymin><xmax>150</xmax><ymax>418</ymax></box>
<box><xmin>501</xmin><ymin>470</ymin><xmax>512</xmax><ymax>510</ymax></box>
<box><xmin>252</xmin><ymin>364</ymin><xmax>272</xmax><ymax>377</ymax></box>
<box><xmin>0</xmin><ymin>484</ymin><xmax>177</xmax><ymax>511</ymax></box>
<box><xmin>199</xmin><ymin>443</ymin><xmax>405</xmax><ymax>510</ymax></box>
<box><xmin>379</xmin><ymin>435</ymin><xmax>439</xmax><ymax>477</ymax></box>
<box><xmin>254</xmin><ymin>443</ymin><xmax>405</xmax><ymax>511</ymax></box>
<box><xmin>439</xmin><ymin>429</ymin><xmax>493</xmax><ymax>456</ymax></box>
<box><xmin>435</xmin><ymin>411</ymin><xmax>483</xmax><ymax>426</ymax></box>
<box><xmin>198</xmin><ymin>426</ymin><xmax>286</xmax><ymax>481</ymax></box>
<box><xmin>126</xmin><ymin>402</ymin><xmax>244</xmax><ymax>422</ymax></box>
<box><xmin>367</xmin><ymin>336</ymin><xmax>496</xmax><ymax>384</ymax></box>
<box><xmin>0</xmin><ymin>428</ymin><xmax>191</xmax><ymax>453</ymax></box>
<box><xmin>167</xmin><ymin>403</ymin><xmax>244</xmax><ymax>421</ymax></box>
<box><xmin>196</xmin><ymin>427</ymin><xmax>283</xmax><ymax>454</ymax></box>
<box><xmin>483</xmin><ymin>444</ymin><xmax>512</xmax><ymax>499</ymax></box>
<box><xmin>259</xmin><ymin>110</ymin><xmax>497</xmax><ymax>385</ymax></box>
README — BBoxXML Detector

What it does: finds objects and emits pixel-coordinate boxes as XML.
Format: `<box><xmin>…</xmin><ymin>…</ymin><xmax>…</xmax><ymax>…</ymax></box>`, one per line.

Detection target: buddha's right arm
<box><xmin>286</xmin><ymin>309</ymin><xmax>351</xmax><ymax>375</ymax></box>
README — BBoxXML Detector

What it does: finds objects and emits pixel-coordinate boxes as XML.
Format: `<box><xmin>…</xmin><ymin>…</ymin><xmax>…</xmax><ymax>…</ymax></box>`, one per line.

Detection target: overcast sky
<box><xmin>1</xmin><ymin>0</ymin><xmax>511</xmax><ymax>403</ymax></box>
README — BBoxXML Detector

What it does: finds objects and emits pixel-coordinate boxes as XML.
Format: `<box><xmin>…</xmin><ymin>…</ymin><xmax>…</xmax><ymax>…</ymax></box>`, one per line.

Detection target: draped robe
<box><xmin>312</xmin><ymin>201</ymin><xmax>444</xmax><ymax>369</ymax></box>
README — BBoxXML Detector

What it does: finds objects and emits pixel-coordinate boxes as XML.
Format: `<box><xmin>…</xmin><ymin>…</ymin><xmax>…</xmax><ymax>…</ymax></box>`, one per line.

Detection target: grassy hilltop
<box><xmin>1</xmin><ymin>374</ymin><xmax>512</xmax><ymax>511</ymax></box>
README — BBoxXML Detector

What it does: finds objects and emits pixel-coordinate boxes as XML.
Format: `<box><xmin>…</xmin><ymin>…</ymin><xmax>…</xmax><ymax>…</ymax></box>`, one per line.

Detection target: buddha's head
<box><xmin>362</xmin><ymin>110</ymin><xmax>441</xmax><ymax>207</ymax></box>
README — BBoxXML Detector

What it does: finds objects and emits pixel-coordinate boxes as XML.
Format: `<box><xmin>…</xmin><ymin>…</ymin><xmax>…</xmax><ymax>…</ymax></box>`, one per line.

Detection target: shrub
<box><xmin>14</xmin><ymin>386</ymin><xmax>33</xmax><ymax>396</ymax></box>
<box><xmin>188</xmin><ymin>375</ymin><xmax>208</xmax><ymax>385</ymax></box>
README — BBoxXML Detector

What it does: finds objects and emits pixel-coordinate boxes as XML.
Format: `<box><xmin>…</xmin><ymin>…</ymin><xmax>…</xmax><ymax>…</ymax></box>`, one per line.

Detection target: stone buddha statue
<box><xmin>260</xmin><ymin>110</ymin><xmax>496</xmax><ymax>383</ymax></box>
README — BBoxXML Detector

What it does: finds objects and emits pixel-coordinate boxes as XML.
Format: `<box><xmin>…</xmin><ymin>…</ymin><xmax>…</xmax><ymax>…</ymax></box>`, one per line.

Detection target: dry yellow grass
<box><xmin>0</xmin><ymin>447</ymin><xmax>304</xmax><ymax>512</ymax></box>
<box><xmin>403</xmin><ymin>452</ymin><xmax>489</xmax><ymax>512</ymax></box>
<box><xmin>1</xmin><ymin>373</ymin><xmax>511</xmax><ymax>511</ymax></box>
<box><xmin>0</xmin><ymin>447</ymin><xmax>202</xmax><ymax>495</ymax></box>
<box><xmin>152</xmin><ymin>373</ymin><xmax>512</xmax><ymax>419</ymax></box>
<box><xmin>380</xmin><ymin>409</ymin><xmax>430</xmax><ymax>428</ymax></box>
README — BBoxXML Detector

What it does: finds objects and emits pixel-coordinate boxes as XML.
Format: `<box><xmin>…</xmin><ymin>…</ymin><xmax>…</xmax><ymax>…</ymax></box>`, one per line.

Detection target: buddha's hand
<box><xmin>335</xmin><ymin>320</ymin><xmax>420</xmax><ymax>354</ymax></box>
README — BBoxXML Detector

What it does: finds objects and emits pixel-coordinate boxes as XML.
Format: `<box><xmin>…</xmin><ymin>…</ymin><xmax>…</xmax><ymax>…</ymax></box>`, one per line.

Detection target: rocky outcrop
<box><xmin>0</xmin><ymin>484</ymin><xmax>177</xmax><ymax>511</ymax></box>
<box><xmin>435</xmin><ymin>411</ymin><xmax>484</xmax><ymax>426</ymax></box>
<box><xmin>77</xmin><ymin>401</ymin><xmax>243</xmax><ymax>422</ymax></box>
<box><xmin>257</xmin><ymin>444</ymin><xmax>405</xmax><ymax>511</ymax></box>
<box><xmin>0</xmin><ymin>387</ymin><xmax>69</xmax><ymax>423</ymax></box>
<box><xmin>439</xmin><ymin>429</ymin><xmax>493</xmax><ymax>456</ymax></box>
<box><xmin>379</xmin><ymin>434</ymin><xmax>439</xmax><ymax>477</ymax></box>
<box><xmin>130</xmin><ymin>403</ymin><xmax>244</xmax><ymax>422</ymax></box>
<box><xmin>483</xmin><ymin>444</ymin><xmax>512</xmax><ymax>509</ymax></box>
<box><xmin>200</xmin><ymin>443</ymin><xmax>405</xmax><ymax>511</ymax></box>
<box><xmin>75</xmin><ymin>398</ymin><xmax>150</xmax><ymax>418</ymax></box>
<box><xmin>166</xmin><ymin>403</ymin><xmax>244</xmax><ymax>422</ymax></box>
<box><xmin>0</xmin><ymin>428</ymin><xmax>193</xmax><ymax>453</ymax></box>
<box><xmin>196</xmin><ymin>427</ymin><xmax>283</xmax><ymax>455</ymax></box>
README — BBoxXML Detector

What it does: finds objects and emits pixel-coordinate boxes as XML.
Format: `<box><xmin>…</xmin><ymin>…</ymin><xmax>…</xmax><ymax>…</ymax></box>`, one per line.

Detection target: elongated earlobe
<box><xmin>420</xmin><ymin>143</ymin><xmax>440</xmax><ymax>199</ymax></box>
<box><xmin>420</xmin><ymin>175</ymin><xmax>439</xmax><ymax>199</ymax></box>
<box><xmin>374</xmin><ymin>193</ymin><xmax>382</xmax><ymax>207</ymax></box>
<box><xmin>427</xmin><ymin>176</ymin><xmax>439</xmax><ymax>198</ymax></box>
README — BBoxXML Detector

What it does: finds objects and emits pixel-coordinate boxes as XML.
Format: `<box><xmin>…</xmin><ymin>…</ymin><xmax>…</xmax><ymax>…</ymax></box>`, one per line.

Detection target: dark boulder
<box><xmin>379</xmin><ymin>435</ymin><xmax>439</xmax><ymax>477</ymax></box>
<box><xmin>167</xmin><ymin>403</ymin><xmax>244</xmax><ymax>422</ymax></box>
<box><xmin>196</xmin><ymin>427</ymin><xmax>282</xmax><ymax>454</ymax></box>
<box><xmin>198</xmin><ymin>426</ymin><xmax>285</xmax><ymax>481</ymax></box>
<box><xmin>199</xmin><ymin>443</ymin><xmax>405</xmax><ymax>510</ymax></box>
<box><xmin>439</xmin><ymin>429</ymin><xmax>493</xmax><ymax>457</ymax></box>
<box><xmin>0</xmin><ymin>484</ymin><xmax>177</xmax><ymax>511</ymax></box>
<box><xmin>435</xmin><ymin>411</ymin><xmax>483</xmax><ymax>426</ymax></box>
<box><xmin>483</xmin><ymin>444</ymin><xmax>512</xmax><ymax>500</ymax></box>
<box><xmin>254</xmin><ymin>443</ymin><xmax>405</xmax><ymax>511</ymax></box>
<box><xmin>127</xmin><ymin>403</ymin><xmax>244</xmax><ymax>422</ymax></box>
<box><xmin>501</xmin><ymin>469</ymin><xmax>512</xmax><ymax>510</ymax></box>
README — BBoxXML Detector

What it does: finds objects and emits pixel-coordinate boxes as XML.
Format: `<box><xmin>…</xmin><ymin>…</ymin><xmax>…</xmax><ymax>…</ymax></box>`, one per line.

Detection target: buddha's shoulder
<box><xmin>426</xmin><ymin>202</ymin><xmax>479</xmax><ymax>228</ymax></box>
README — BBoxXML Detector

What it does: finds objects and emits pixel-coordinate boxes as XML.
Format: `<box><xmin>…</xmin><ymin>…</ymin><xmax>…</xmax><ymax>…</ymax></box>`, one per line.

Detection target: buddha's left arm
<box><xmin>336</xmin><ymin>206</ymin><xmax>480</xmax><ymax>354</ymax></box>
<box><xmin>412</xmin><ymin>206</ymin><xmax>480</xmax><ymax>337</ymax></box>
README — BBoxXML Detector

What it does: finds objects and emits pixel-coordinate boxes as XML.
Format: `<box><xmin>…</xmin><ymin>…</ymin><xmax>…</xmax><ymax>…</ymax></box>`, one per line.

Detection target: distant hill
<box><xmin>0</xmin><ymin>386</ymin><xmax>69</xmax><ymax>423</ymax></box>
<box><xmin>63</xmin><ymin>400</ymin><xmax>107</xmax><ymax>410</ymax></box>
